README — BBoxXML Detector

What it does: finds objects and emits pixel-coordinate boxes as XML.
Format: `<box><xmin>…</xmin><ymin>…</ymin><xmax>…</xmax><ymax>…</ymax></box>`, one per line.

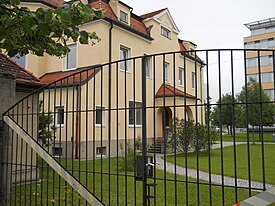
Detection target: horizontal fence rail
<box><xmin>1</xmin><ymin>49</ymin><xmax>275</xmax><ymax>206</ymax></box>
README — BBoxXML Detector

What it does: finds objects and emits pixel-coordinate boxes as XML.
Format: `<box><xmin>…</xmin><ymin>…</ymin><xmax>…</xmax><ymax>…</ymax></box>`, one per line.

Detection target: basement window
<box><xmin>96</xmin><ymin>146</ymin><xmax>106</xmax><ymax>157</ymax></box>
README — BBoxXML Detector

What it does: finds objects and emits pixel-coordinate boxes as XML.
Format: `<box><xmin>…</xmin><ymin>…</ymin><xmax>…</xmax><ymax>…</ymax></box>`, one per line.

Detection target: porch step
<box><xmin>148</xmin><ymin>138</ymin><xmax>163</xmax><ymax>153</ymax></box>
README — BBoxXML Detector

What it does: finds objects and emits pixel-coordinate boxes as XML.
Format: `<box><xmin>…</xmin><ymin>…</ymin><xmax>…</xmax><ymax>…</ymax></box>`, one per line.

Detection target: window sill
<box><xmin>95</xmin><ymin>124</ymin><xmax>105</xmax><ymax>128</ymax></box>
<box><xmin>96</xmin><ymin>154</ymin><xmax>106</xmax><ymax>158</ymax></box>
<box><xmin>55</xmin><ymin>124</ymin><xmax>64</xmax><ymax>128</ymax></box>
<box><xmin>129</xmin><ymin>125</ymin><xmax>142</xmax><ymax>128</ymax></box>
<box><xmin>120</xmin><ymin>69</ymin><xmax>132</xmax><ymax>74</ymax></box>
<box><xmin>63</xmin><ymin>68</ymin><xmax>77</xmax><ymax>71</ymax></box>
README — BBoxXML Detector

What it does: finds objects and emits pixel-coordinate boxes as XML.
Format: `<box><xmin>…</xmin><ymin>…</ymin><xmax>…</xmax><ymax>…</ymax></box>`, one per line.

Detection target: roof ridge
<box><xmin>140</xmin><ymin>8</ymin><xmax>167</xmax><ymax>19</ymax></box>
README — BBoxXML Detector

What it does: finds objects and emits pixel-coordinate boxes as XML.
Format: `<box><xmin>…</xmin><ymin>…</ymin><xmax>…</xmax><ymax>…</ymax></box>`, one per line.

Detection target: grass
<box><xmin>10</xmin><ymin>156</ymin><xmax>255</xmax><ymax>206</ymax></box>
<box><xmin>222</xmin><ymin>132</ymin><xmax>275</xmax><ymax>142</ymax></box>
<box><xmin>166</xmin><ymin>144</ymin><xmax>275</xmax><ymax>185</ymax></box>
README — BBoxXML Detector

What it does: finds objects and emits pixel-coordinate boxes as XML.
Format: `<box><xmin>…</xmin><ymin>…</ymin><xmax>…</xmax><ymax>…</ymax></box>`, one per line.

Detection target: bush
<box><xmin>168</xmin><ymin>118</ymin><xmax>218</xmax><ymax>153</ymax></box>
<box><xmin>118</xmin><ymin>142</ymin><xmax>135</xmax><ymax>172</ymax></box>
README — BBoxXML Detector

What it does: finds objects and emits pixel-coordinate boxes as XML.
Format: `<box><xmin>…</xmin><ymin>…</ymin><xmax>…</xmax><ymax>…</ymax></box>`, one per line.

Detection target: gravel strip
<box><xmin>154</xmin><ymin>142</ymin><xmax>274</xmax><ymax>190</ymax></box>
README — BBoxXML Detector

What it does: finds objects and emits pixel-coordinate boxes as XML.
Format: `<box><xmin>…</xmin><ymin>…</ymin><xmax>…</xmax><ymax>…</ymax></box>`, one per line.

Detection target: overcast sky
<box><xmin>123</xmin><ymin>0</ymin><xmax>275</xmax><ymax>49</ymax></box>
<box><xmin>122</xmin><ymin>0</ymin><xmax>275</xmax><ymax>101</ymax></box>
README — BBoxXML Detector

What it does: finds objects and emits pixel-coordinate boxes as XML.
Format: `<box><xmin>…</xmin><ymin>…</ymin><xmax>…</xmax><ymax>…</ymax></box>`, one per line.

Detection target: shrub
<box><xmin>168</xmin><ymin>118</ymin><xmax>218</xmax><ymax>153</ymax></box>
<box><xmin>118</xmin><ymin>142</ymin><xmax>135</xmax><ymax>172</ymax></box>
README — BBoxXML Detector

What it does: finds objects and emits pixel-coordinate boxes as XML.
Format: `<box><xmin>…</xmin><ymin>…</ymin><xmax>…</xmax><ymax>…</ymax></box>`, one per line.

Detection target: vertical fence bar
<box><xmin>230</xmin><ymin>50</ymin><xmax>238</xmax><ymax>203</ymax></box>
<box><xmin>244</xmin><ymin>50</ymin><xmax>252</xmax><ymax>197</ymax></box>
<box><xmin>141</xmin><ymin>56</ymin><xmax>148</xmax><ymax>206</ymax></box>
<box><xmin>218</xmin><ymin>50</ymin><xmax>225</xmax><ymax>206</ymax></box>
<box><xmin>257</xmin><ymin>51</ymin><xmax>266</xmax><ymax>191</ymax></box>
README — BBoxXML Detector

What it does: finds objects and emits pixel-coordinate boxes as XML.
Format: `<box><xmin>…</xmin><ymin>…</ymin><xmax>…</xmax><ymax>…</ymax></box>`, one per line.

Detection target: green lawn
<box><xmin>222</xmin><ymin>133</ymin><xmax>275</xmax><ymax>142</ymax></box>
<box><xmin>10</xmin><ymin>157</ymin><xmax>255</xmax><ymax>206</ymax></box>
<box><xmin>166</xmin><ymin>144</ymin><xmax>275</xmax><ymax>185</ymax></box>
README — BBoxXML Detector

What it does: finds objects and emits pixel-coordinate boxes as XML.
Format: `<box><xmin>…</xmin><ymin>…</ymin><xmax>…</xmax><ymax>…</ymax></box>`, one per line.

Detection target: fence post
<box><xmin>141</xmin><ymin>56</ymin><xmax>148</xmax><ymax>206</ymax></box>
<box><xmin>0</xmin><ymin>74</ymin><xmax>16</xmax><ymax>205</ymax></box>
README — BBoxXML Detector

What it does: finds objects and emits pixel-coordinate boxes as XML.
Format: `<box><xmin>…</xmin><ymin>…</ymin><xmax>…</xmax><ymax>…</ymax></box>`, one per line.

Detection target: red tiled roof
<box><xmin>0</xmin><ymin>53</ymin><xmax>43</xmax><ymax>86</ymax></box>
<box><xmin>40</xmin><ymin>68</ymin><xmax>97</xmax><ymax>87</ymax></box>
<box><xmin>91</xmin><ymin>0</ymin><xmax>150</xmax><ymax>37</ymax></box>
<box><xmin>178</xmin><ymin>39</ymin><xmax>204</xmax><ymax>64</ymax></box>
<box><xmin>155</xmin><ymin>84</ymin><xmax>196</xmax><ymax>99</ymax></box>
<box><xmin>140</xmin><ymin>8</ymin><xmax>166</xmax><ymax>19</ymax></box>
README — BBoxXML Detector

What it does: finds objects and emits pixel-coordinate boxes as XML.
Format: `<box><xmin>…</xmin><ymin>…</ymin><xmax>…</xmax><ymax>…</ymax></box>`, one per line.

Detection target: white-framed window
<box><xmin>144</xmin><ymin>55</ymin><xmax>152</xmax><ymax>78</ymax></box>
<box><xmin>55</xmin><ymin>106</ymin><xmax>64</xmax><ymax>127</ymax></box>
<box><xmin>120</xmin><ymin>45</ymin><xmax>131</xmax><ymax>72</ymax></box>
<box><xmin>95</xmin><ymin>106</ymin><xmax>105</xmax><ymax>126</ymax></box>
<box><xmin>129</xmin><ymin>101</ymin><xmax>142</xmax><ymax>127</ymax></box>
<box><xmin>120</xmin><ymin>11</ymin><xmax>128</xmax><ymax>24</ymax></box>
<box><xmin>163</xmin><ymin>62</ymin><xmax>170</xmax><ymax>83</ymax></box>
<box><xmin>96</xmin><ymin>146</ymin><xmax>106</xmax><ymax>156</ymax></box>
<box><xmin>64</xmin><ymin>44</ymin><xmax>77</xmax><ymax>70</ymax></box>
<box><xmin>178</xmin><ymin>67</ymin><xmax>184</xmax><ymax>87</ymax></box>
<box><xmin>192</xmin><ymin>72</ymin><xmax>196</xmax><ymax>89</ymax></box>
<box><xmin>161</xmin><ymin>26</ymin><xmax>171</xmax><ymax>39</ymax></box>
<box><xmin>11</xmin><ymin>54</ymin><xmax>26</xmax><ymax>68</ymax></box>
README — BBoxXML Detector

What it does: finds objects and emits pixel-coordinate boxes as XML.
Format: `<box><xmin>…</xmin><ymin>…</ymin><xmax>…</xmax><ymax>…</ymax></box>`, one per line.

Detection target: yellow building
<box><xmin>244</xmin><ymin>17</ymin><xmax>275</xmax><ymax>100</ymax></box>
<box><xmin>16</xmin><ymin>0</ymin><xmax>205</xmax><ymax>158</ymax></box>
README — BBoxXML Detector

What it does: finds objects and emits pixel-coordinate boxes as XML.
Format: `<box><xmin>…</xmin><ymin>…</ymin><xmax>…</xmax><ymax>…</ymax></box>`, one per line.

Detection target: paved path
<box><xmin>155</xmin><ymin>142</ymin><xmax>274</xmax><ymax>190</ymax></box>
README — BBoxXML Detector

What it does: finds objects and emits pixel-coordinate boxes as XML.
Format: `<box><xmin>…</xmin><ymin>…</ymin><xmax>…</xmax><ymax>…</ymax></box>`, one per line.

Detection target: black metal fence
<box><xmin>1</xmin><ymin>49</ymin><xmax>275</xmax><ymax>205</ymax></box>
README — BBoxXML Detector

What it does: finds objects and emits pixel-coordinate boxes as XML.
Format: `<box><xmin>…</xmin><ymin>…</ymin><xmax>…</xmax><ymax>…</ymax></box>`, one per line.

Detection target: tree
<box><xmin>211</xmin><ymin>93</ymin><xmax>240</xmax><ymax>135</ymax></box>
<box><xmin>0</xmin><ymin>0</ymin><xmax>104</xmax><ymax>57</ymax></box>
<box><xmin>237</xmin><ymin>79</ymin><xmax>275</xmax><ymax>141</ymax></box>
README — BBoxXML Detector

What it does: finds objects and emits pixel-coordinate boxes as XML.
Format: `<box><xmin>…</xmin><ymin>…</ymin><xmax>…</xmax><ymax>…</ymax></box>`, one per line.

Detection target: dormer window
<box><xmin>120</xmin><ymin>11</ymin><xmax>128</xmax><ymax>24</ymax></box>
<box><xmin>161</xmin><ymin>26</ymin><xmax>171</xmax><ymax>39</ymax></box>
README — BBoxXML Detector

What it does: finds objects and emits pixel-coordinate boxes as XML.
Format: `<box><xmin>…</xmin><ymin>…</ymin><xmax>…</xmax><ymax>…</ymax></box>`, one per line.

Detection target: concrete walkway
<box><xmin>155</xmin><ymin>142</ymin><xmax>274</xmax><ymax>190</ymax></box>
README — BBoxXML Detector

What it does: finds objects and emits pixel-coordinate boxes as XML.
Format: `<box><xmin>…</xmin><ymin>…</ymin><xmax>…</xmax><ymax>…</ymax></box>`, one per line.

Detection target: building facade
<box><xmin>244</xmin><ymin>17</ymin><xmax>275</xmax><ymax>101</ymax></box>
<box><xmin>17</xmin><ymin>0</ymin><xmax>205</xmax><ymax>158</ymax></box>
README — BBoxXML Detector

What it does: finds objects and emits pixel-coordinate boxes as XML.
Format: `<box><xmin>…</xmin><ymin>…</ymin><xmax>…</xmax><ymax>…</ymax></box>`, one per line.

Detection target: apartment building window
<box><xmin>129</xmin><ymin>101</ymin><xmax>142</xmax><ymax>126</ymax></box>
<box><xmin>264</xmin><ymin>89</ymin><xmax>275</xmax><ymax>100</ymax></box>
<box><xmin>192</xmin><ymin>72</ymin><xmax>196</xmax><ymax>89</ymax></box>
<box><xmin>11</xmin><ymin>54</ymin><xmax>26</xmax><ymax>68</ymax></box>
<box><xmin>161</xmin><ymin>26</ymin><xmax>171</xmax><ymax>39</ymax></box>
<box><xmin>260</xmin><ymin>56</ymin><xmax>270</xmax><ymax>66</ymax></box>
<box><xmin>120</xmin><ymin>11</ymin><xmax>128</xmax><ymax>24</ymax></box>
<box><xmin>65</xmin><ymin>44</ymin><xmax>77</xmax><ymax>70</ymax></box>
<box><xmin>178</xmin><ymin>67</ymin><xmax>184</xmax><ymax>87</ymax></box>
<box><xmin>268</xmin><ymin>38</ymin><xmax>275</xmax><ymax>48</ymax></box>
<box><xmin>244</xmin><ymin>42</ymin><xmax>255</xmax><ymax>49</ymax></box>
<box><xmin>262</xmin><ymin>72</ymin><xmax>274</xmax><ymax>83</ymax></box>
<box><xmin>246</xmin><ymin>58</ymin><xmax>257</xmax><ymax>68</ymax></box>
<box><xmin>163</xmin><ymin>62</ymin><xmax>170</xmax><ymax>83</ymax></box>
<box><xmin>55</xmin><ymin>106</ymin><xmax>64</xmax><ymax>127</ymax></box>
<box><xmin>120</xmin><ymin>45</ymin><xmax>131</xmax><ymax>72</ymax></box>
<box><xmin>247</xmin><ymin>73</ymin><xmax>259</xmax><ymax>82</ymax></box>
<box><xmin>145</xmin><ymin>55</ymin><xmax>152</xmax><ymax>78</ymax></box>
<box><xmin>95</xmin><ymin>106</ymin><xmax>105</xmax><ymax>126</ymax></box>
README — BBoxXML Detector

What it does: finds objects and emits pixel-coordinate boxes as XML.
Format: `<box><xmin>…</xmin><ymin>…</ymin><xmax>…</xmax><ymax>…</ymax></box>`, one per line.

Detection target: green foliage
<box><xmin>118</xmin><ymin>142</ymin><xmax>135</xmax><ymax>172</ymax></box>
<box><xmin>0</xmin><ymin>0</ymin><xmax>104</xmax><ymax>57</ymax></box>
<box><xmin>237</xmin><ymin>79</ymin><xmax>275</xmax><ymax>127</ymax></box>
<box><xmin>38</xmin><ymin>101</ymin><xmax>55</xmax><ymax>145</ymax></box>
<box><xmin>168</xmin><ymin>119</ymin><xmax>217</xmax><ymax>153</ymax></box>
<box><xmin>211</xmin><ymin>93</ymin><xmax>242</xmax><ymax>134</ymax></box>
